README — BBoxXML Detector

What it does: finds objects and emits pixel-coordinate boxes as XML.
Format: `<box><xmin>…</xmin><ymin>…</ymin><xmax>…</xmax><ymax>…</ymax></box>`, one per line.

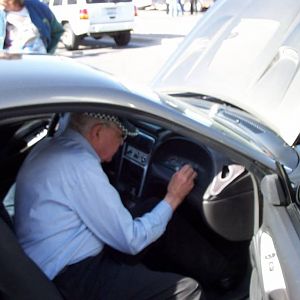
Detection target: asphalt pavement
<box><xmin>134</xmin><ymin>8</ymin><xmax>201</xmax><ymax>36</ymax></box>
<box><xmin>57</xmin><ymin>9</ymin><xmax>204</xmax><ymax>86</ymax></box>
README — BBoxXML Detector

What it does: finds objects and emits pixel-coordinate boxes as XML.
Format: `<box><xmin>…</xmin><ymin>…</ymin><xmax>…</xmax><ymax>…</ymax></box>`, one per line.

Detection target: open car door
<box><xmin>249</xmin><ymin>168</ymin><xmax>300</xmax><ymax>300</ymax></box>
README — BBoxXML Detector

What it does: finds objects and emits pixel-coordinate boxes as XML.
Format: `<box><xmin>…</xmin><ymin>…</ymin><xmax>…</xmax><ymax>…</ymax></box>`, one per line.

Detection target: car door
<box><xmin>249</xmin><ymin>167</ymin><xmax>300</xmax><ymax>300</ymax></box>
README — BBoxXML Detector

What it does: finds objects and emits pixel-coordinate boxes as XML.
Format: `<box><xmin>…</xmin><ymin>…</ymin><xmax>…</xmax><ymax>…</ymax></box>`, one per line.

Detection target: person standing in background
<box><xmin>0</xmin><ymin>0</ymin><xmax>63</xmax><ymax>53</ymax></box>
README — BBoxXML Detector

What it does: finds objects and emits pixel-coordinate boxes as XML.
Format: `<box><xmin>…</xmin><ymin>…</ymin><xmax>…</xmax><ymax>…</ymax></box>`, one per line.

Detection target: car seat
<box><xmin>0</xmin><ymin>201</ymin><xmax>64</xmax><ymax>300</ymax></box>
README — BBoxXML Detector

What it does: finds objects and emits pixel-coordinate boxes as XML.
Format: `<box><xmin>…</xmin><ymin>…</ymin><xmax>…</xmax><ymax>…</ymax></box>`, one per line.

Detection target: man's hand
<box><xmin>164</xmin><ymin>164</ymin><xmax>197</xmax><ymax>210</ymax></box>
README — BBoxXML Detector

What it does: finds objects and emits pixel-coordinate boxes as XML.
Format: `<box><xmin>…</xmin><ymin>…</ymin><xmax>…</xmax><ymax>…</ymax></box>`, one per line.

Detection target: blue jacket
<box><xmin>0</xmin><ymin>0</ymin><xmax>64</xmax><ymax>53</ymax></box>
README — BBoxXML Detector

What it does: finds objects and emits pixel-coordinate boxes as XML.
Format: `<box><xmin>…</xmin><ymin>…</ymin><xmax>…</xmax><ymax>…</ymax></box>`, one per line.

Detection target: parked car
<box><xmin>48</xmin><ymin>0</ymin><xmax>135</xmax><ymax>50</ymax></box>
<box><xmin>1</xmin><ymin>0</ymin><xmax>300</xmax><ymax>299</ymax></box>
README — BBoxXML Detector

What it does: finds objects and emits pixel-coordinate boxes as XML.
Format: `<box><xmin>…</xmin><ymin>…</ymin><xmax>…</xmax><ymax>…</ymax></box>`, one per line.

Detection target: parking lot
<box><xmin>57</xmin><ymin>9</ymin><xmax>203</xmax><ymax>85</ymax></box>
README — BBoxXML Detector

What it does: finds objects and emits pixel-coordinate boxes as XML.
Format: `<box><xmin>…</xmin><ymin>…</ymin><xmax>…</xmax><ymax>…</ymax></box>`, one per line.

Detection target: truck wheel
<box><xmin>114</xmin><ymin>31</ymin><xmax>131</xmax><ymax>46</ymax></box>
<box><xmin>62</xmin><ymin>23</ymin><xmax>81</xmax><ymax>50</ymax></box>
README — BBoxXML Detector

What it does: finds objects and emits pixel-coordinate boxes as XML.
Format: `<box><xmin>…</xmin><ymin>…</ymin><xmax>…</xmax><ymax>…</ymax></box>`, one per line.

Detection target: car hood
<box><xmin>152</xmin><ymin>0</ymin><xmax>300</xmax><ymax>147</ymax></box>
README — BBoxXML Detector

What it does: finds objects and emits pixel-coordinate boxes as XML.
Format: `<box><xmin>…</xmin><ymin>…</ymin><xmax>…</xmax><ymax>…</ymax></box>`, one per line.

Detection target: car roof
<box><xmin>152</xmin><ymin>0</ymin><xmax>300</xmax><ymax>146</ymax></box>
<box><xmin>0</xmin><ymin>53</ymin><xmax>136</xmax><ymax>109</ymax></box>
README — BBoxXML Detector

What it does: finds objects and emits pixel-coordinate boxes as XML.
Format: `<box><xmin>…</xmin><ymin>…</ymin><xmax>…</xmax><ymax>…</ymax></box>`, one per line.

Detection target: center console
<box><xmin>117</xmin><ymin>131</ymin><xmax>155</xmax><ymax>199</ymax></box>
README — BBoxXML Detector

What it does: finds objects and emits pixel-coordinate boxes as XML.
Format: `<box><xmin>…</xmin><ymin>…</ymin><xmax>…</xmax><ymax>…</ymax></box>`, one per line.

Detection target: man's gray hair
<box><xmin>68</xmin><ymin>113</ymin><xmax>112</xmax><ymax>136</ymax></box>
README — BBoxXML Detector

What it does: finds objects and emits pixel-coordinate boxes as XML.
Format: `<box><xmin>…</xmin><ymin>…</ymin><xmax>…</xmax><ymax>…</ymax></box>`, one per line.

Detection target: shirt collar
<box><xmin>63</xmin><ymin>128</ymin><xmax>102</xmax><ymax>163</ymax></box>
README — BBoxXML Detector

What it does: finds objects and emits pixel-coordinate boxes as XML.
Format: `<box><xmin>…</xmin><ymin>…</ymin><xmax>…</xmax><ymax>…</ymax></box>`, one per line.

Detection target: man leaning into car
<box><xmin>14</xmin><ymin>112</ymin><xmax>229</xmax><ymax>299</ymax></box>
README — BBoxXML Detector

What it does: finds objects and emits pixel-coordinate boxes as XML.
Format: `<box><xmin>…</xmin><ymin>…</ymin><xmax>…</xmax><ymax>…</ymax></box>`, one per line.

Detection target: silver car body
<box><xmin>0</xmin><ymin>48</ymin><xmax>299</xmax><ymax>299</ymax></box>
<box><xmin>1</xmin><ymin>1</ymin><xmax>300</xmax><ymax>299</ymax></box>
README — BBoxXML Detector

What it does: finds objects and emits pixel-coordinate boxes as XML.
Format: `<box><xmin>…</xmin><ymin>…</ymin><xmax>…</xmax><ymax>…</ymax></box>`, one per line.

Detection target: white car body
<box><xmin>49</xmin><ymin>0</ymin><xmax>135</xmax><ymax>49</ymax></box>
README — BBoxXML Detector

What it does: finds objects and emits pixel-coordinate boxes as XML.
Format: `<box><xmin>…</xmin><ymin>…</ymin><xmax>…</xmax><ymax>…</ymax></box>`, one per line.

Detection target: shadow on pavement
<box><xmin>57</xmin><ymin>32</ymin><xmax>184</xmax><ymax>58</ymax></box>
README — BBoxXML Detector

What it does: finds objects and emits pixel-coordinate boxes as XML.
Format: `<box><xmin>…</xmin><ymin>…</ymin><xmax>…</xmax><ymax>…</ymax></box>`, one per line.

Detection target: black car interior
<box><xmin>0</xmin><ymin>112</ymin><xmax>255</xmax><ymax>300</ymax></box>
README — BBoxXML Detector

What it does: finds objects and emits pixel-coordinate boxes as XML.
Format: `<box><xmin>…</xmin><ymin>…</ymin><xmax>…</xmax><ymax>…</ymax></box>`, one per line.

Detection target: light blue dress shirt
<box><xmin>14</xmin><ymin>129</ymin><xmax>173</xmax><ymax>280</ymax></box>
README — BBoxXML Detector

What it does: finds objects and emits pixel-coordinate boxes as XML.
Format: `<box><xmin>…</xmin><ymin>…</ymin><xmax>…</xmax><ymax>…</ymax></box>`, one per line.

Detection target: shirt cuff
<box><xmin>152</xmin><ymin>199</ymin><xmax>173</xmax><ymax>224</ymax></box>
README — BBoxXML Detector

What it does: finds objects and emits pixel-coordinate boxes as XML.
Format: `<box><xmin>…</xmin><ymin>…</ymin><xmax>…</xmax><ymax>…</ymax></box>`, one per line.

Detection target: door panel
<box><xmin>250</xmin><ymin>174</ymin><xmax>300</xmax><ymax>300</ymax></box>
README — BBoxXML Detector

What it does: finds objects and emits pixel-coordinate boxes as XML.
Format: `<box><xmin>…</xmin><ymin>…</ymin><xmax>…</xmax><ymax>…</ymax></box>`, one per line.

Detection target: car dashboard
<box><xmin>109</xmin><ymin>121</ymin><xmax>214</xmax><ymax>205</ymax></box>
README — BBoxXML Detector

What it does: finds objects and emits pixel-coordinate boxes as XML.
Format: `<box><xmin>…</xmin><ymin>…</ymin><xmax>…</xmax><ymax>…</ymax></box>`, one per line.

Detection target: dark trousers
<box><xmin>54</xmin><ymin>252</ymin><xmax>203</xmax><ymax>300</ymax></box>
<box><xmin>53</xmin><ymin>198</ymin><xmax>229</xmax><ymax>299</ymax></box>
